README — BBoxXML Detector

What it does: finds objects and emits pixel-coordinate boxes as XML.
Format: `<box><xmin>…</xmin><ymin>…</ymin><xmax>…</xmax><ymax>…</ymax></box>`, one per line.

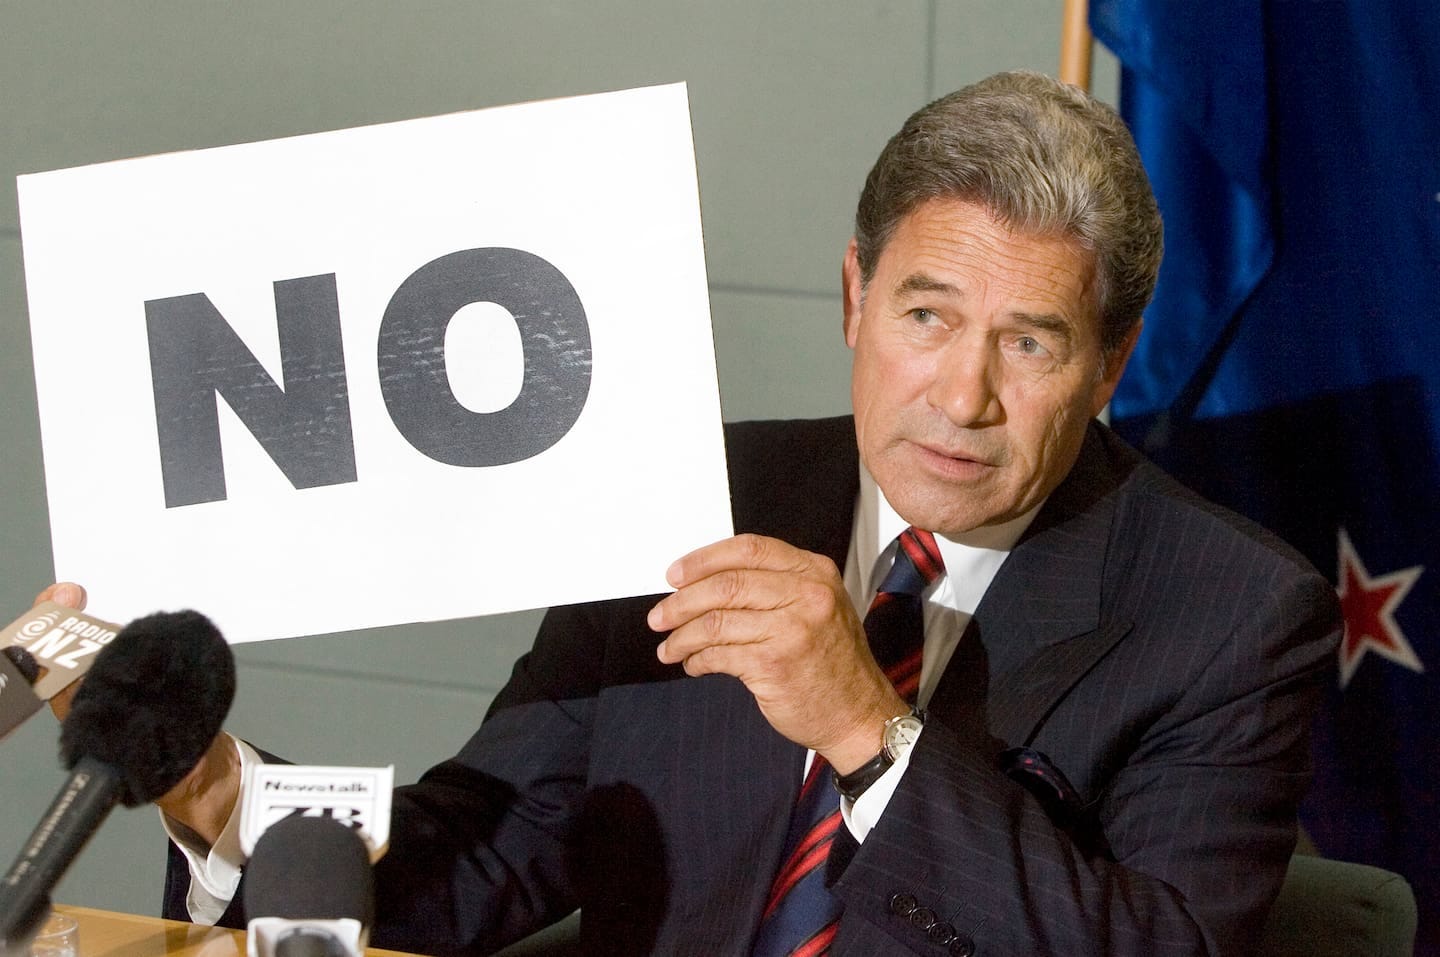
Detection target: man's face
<box><xmin>843</xmin><ymin>198</ymin><xmax>1137</xmax><ymax>536</ymax></box>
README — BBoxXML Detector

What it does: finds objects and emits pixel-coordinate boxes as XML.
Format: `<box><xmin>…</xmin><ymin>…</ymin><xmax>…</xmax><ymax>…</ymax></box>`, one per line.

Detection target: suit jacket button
<box><xmin>928</xmin><ymin>921</ymin><xmax>957</xmax><ymax>944</ymax></box>
<box><xmin>948</xmin><ymin>935</ymin><xmax>976</xmax><ymax>957</ymax></box>
<box><xmin>908</xmin><ymin>906</ymin><xmax>938</xmax><ymax>931</ymax></box>
<box><xmin>888</xmin><ymin>892</ymin><xmax>918</xmax><ymax>917</ymax></box>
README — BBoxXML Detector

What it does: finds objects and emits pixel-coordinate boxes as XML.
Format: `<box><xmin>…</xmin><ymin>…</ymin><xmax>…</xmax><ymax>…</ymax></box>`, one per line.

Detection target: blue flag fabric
<box><xmin>1091</xmin><ymin>1</ymin><xmax>1439</xmax><ymax>952</ymax></box>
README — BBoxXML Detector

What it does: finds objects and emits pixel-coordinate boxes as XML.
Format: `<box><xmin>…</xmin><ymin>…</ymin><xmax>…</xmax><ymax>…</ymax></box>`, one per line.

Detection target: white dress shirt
<box><xmin>838</xmin><ymin>464</ymin><xmax>1035</xmax><ymax>841</ymax></box>
<box><xmin>163</xmin><ymin>735</ymin><xmax>260</xmax><ymax>924</ymax></box>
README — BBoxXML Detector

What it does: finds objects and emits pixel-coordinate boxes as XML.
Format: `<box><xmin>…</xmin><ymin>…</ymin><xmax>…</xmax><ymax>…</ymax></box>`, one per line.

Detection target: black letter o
<box><xmin>377</xmin><ymin>247</ymin><xmax>592</xmax><ymax>466</ymax></box>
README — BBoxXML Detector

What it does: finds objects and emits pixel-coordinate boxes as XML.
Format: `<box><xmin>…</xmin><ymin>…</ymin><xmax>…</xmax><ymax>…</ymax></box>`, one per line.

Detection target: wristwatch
<box><xmin>832</xmin><ymin>708</ymin><xmax>925</xmax><ymax>801</ymax></box>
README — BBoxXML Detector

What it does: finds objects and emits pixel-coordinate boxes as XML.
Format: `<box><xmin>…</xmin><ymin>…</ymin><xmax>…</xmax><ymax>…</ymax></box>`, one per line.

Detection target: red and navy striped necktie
<box><xmin>751</xmin><ymin>527</ymin><xmax>945</xmax><ymax>956</ymax></box>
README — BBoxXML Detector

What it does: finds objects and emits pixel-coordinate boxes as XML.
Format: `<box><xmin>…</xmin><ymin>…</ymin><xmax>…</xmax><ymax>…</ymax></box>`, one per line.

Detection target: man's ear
<box><xmin>842</xmin><ymin>238</ymin><xmax>863</xmax><ymax>349</ymax></box>
<box><xmin>1090</xmin><ymin>320</ymin><xmax>1143</xmax><ymax>417</ymax></box>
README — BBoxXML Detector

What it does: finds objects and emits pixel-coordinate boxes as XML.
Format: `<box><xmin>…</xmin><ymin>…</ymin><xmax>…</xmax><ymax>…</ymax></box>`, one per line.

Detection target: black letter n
<box><xmin>145</xmin><ymin>275</ymin><xmax>357</xmax><ymax>508</ymax></box>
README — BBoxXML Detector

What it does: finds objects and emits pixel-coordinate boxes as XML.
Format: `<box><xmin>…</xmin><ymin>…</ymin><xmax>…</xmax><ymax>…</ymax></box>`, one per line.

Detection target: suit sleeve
<box><xmin>832</xmin><ymin>565</ymin><xmax>1340</xmax><ymax>956</ymax></box>
<box><xmin>359</xmin><ymin>599</ymin><xmax>620</xmax><ymax>956</ymax></box>
<box><xmin>161</xmin><ymin>600</ymin><xmax>610</xmax><ymax>956</ymax></box>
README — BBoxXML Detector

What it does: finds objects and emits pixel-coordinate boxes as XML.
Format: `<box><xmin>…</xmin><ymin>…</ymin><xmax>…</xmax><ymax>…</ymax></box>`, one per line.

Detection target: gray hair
<box><xmin>853</xmin><ymin>70</ymin><xmax>1163</xmax><ymax>357</ymax></box>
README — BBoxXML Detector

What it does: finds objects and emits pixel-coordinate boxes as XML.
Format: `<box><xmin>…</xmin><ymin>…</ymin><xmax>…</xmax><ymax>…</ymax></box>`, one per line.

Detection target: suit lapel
<box><xmin>931</xmin><ymin>423</ymin><xmax>1138</xmax><ymax>747</ymax></box>
<box><xmin>985</xmin><ymin>620</ymin><xmax>1133</xmax><ymax>746</ymax></box>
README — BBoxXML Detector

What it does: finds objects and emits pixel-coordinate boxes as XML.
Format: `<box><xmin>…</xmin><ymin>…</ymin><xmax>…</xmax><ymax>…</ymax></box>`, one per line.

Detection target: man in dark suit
<box><xmin>48</xmin><ymin>71</ymin><xmax>1339</xmax><ymax>954</ymax></box>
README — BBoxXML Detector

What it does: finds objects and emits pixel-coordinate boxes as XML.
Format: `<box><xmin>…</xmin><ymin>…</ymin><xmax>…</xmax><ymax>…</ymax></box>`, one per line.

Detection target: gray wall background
<box><xmin>0</xmin><ymin>0</ymin><xmax>1116</xmax><ymax>921</ymax></box>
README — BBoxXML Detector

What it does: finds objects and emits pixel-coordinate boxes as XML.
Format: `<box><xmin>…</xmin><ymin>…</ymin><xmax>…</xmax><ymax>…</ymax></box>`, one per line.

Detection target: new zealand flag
<box><xmin>1090</xmin><ymin>1</ymin><xmax>1439</xmax><ymax>951</ymax></box>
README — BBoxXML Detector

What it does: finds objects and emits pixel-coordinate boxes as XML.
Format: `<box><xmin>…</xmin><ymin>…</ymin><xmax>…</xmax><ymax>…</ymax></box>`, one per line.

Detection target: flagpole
<box><xmin>1059</xmin><ymin>0</ymin><xmax>1093</xmax><ymax>91</ymax></box>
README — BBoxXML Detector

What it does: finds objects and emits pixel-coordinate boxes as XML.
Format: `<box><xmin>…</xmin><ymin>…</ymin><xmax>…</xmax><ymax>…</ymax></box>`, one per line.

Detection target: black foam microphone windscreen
<box><xmin>245</xmin><ymin>815</ymin><xmax>375</xmax><ymax>957</ymax></box>
<box><xmin>0</xmin><ymin>610</ymin><xmax>235</xmax><ymax>948</ymax></box>
<box><xmin>0</xmin><ymin>645</ymin><xmax>46</xmax><ymax>746</ymax></box>
<box><xmin>0</xmin><ymin>648</ymin><xmax>39</xmax><ymax>687</ymax></box>
<box><xmin>60</xmin><ymin>609</ymin><xmax>234</xmax><ymax>805</ymax></box>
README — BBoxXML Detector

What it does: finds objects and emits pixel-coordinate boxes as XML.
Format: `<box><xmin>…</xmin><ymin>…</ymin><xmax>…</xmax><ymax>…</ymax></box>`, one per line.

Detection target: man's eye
<box><xmin>1016</xmin><ymin>336</ymin><xmax>1048</xmax><ymax>357</ymax></box>
<box><xmin>910</xmin><ymin>308</ymin><xmax>936</xmax><ymax>324</ymax></box>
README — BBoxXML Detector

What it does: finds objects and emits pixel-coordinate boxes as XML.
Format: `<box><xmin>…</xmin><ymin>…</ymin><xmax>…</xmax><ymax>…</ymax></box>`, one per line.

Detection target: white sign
<box><xmin>239</xmin><ymin>764</ymin><xmax>394</xmax><ymax>860</ymax></box>
<box><xmin>17</xmin><ymin>83</ymin><xmax>732</xmax><ymax>643</ymax></box>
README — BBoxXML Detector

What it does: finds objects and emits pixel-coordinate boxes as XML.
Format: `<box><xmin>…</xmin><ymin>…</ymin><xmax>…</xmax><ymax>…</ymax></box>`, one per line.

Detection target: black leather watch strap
<box><xmin>831</xmin><ymin>707</ymin><xmax>926</xmax><ymax>801</ymax></box>
<box><xmin>832</xmin><ymin>751</ymin><xmax>893</xmax><ymax>802</ymax></box>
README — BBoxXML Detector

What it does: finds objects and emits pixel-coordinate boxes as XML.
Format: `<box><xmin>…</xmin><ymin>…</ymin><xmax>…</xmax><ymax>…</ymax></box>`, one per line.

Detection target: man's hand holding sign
<box><xmin>651</xmin><ymin>535</ymin><xmax>906</xmax><ymax>777</ymax></box>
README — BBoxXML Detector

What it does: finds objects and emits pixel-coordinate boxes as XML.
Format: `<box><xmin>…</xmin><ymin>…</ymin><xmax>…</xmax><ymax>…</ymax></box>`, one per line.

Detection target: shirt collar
<box><xmin>852</xmin><ymin>462</ymin><xmax>1039</xmax><ymax>614</ymax></box>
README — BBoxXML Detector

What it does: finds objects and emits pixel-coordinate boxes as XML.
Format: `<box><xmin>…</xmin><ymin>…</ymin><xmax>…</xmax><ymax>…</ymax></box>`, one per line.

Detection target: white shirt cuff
<box><xmin>839</xmin><ymin>726</ymin><xmax>922</xmax><ymax>843</ymax></box>
<box><xmin>158</xmin><ymin>734</ymin><xmax>261</xmax><ymax>925</ymax></box>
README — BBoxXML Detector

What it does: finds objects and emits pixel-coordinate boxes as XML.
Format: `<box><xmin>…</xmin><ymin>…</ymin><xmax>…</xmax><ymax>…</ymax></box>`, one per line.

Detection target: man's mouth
<box><xmin>910</xmin><ymin>440</ymin><xmax>999</xmax><ymax>472</ymax></box>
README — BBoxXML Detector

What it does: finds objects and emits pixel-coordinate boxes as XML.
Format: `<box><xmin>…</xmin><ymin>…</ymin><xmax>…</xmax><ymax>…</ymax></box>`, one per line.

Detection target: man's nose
<box><xmin>927</xmin><ymin>342</ymin><xmax>1001</xmax><ymax>427</ymax></box>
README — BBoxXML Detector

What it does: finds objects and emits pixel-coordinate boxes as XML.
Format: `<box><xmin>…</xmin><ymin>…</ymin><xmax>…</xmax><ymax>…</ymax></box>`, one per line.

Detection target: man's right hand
<box><xmin>32</xmin><ymin>582</ymin><xmax>87</xmax><ymax>721</ymax></box>
<box><xmin>31</xmin><ymin>581</ymin><xmax>242</xmax><ymax>850</ymax></box>
<box><xmin>153</xmin><ymin>731</ymin><xmax>243</xmax><ymax>851</ymax></box>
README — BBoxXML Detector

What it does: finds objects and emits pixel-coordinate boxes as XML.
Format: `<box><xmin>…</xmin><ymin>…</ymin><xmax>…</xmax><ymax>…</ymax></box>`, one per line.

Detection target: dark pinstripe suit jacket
<box><xmin>167</xmin><ymin>416</ymin><xmax>1339</xmax><ymax>956</ymax></box>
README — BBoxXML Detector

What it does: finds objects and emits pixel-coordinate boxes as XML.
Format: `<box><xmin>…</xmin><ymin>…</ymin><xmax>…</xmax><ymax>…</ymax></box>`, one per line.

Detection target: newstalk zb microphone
<box><xmin>244</xmin><ymin>815</ymin><xmax>375</xmax><ymax>957</ymax></box>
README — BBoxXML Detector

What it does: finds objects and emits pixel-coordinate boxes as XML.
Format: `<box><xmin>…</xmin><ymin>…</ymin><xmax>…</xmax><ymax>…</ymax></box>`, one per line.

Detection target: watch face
<box><xmin>883</xmin><ymin>714</ymin><xmax>924</xmax><ymax>760</ymax></box>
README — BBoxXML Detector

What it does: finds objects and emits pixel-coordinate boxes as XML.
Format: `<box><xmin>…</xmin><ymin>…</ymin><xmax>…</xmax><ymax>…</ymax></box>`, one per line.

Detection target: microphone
<box><xmin>1</xmin><ymin>648</ymin><xmax>40</xmax><ymax>687</ymax></box>
<box><xmin>0</xmin><ymin>648</ymin><xmax>44</xmax><ymax>743</ymax></box>
<box><xmin>244</xmin><ymin>815</ymin><xmax>374</xmax><ymax>957</ymax></box>
<box><xmin>1</xmin><ymin>602</ymin><xmax>124</xmax><ymax>742</ymax></box>
<box><xmin>0</xmin><ymin>610</ymin><xmax>235</xmax><ymax>949</ymax></box>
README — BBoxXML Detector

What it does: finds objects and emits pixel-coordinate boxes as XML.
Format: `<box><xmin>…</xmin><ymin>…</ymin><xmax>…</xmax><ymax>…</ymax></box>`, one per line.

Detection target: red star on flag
<box><xmin>1336</xmin><ymin>528</ymin><xmax>1425</xmax><ymax>688</ymax></box>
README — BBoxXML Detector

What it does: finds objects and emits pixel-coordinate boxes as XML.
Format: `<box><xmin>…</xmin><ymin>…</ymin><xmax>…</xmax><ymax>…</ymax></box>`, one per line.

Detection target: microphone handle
<box><xmin>0</xmin><ymin>755</ymin><xmax>121</xmax><ymax>946</ymax></box>
<box><xmin>0</xmin><ymin>650</ymin><xmax>44</xmax><ymax>742</ymax></box>
<box><xmin>0</xmin><ymin>894</ymin><xmax>52</xmax><ymax>957</ymax></box>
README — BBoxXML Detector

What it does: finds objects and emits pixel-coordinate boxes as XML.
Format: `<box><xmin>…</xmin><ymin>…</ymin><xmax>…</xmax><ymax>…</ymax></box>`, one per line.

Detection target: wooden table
<box><xmin>55</xmin><ymin>905</ymin><xmax>417</xmax><ymax>957</ymax></box>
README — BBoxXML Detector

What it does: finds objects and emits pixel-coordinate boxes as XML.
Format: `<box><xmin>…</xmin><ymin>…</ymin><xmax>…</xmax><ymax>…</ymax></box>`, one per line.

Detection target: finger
<box><xmin>664</xmin><ymin>534</ymin><xmax>823</xmax><ymax>589</ymax></box>
<box><xmin>649</xmin><ymin>567</ymin><xmax>822</xmax><ymax>634</ymax></box>
<box><xmin>672</xmin><ymin>640</ymin><xmax>756</xmax><ymax>679</ymax></box>
<box><xmin>656</xmin><ymin>607</ymin><xmax>785</xmax><ymax>665</ymax></box>
<box><xmin>34</xmin><ymin>582</ymin><xmax>87</xmax><ymax>611</ymax></box>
